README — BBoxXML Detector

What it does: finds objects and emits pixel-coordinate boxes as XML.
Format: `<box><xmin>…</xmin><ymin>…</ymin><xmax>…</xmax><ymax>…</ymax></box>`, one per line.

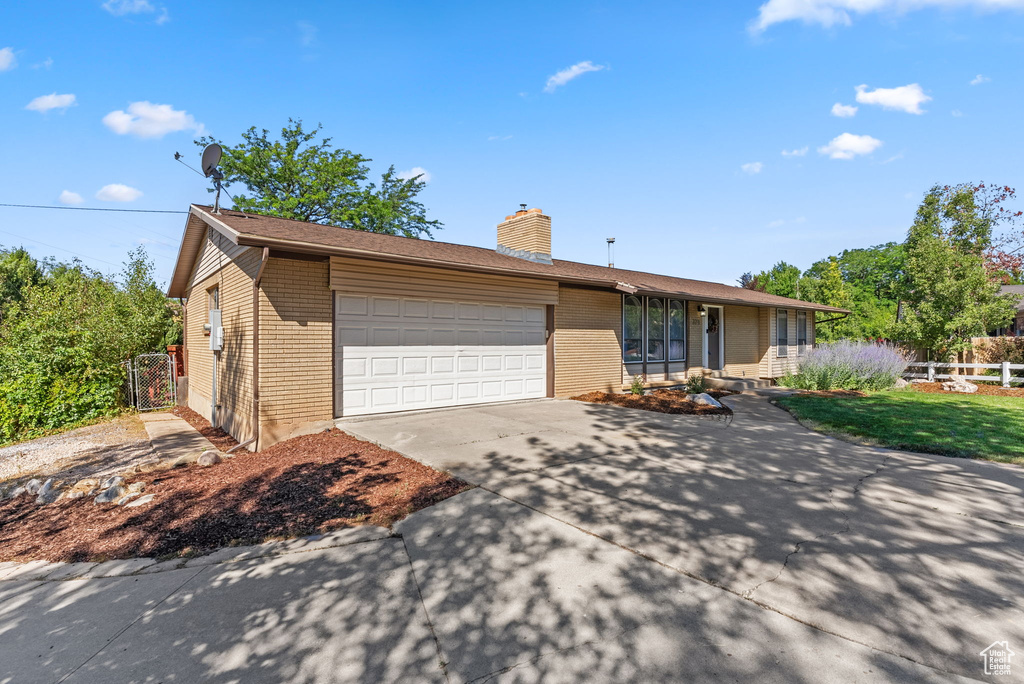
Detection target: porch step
<box><xmin>704</xmin><ymin>375</ymin><xmax>773</xmax><ymax>392</ymax></box>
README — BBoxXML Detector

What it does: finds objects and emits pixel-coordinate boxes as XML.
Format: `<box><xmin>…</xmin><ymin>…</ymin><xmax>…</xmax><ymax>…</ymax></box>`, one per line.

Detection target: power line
<box><xmin>0</xmin><ymin>203</ymin><xmax>187</xmax><ymax>214</ymax></box>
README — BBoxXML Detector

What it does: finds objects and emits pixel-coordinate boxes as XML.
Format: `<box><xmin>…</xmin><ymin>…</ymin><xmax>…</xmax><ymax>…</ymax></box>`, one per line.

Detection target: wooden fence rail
<box><xmin>904</xmin><ymin>361</ymin><xmax>1024</xmax><ymax>387</ymax></box>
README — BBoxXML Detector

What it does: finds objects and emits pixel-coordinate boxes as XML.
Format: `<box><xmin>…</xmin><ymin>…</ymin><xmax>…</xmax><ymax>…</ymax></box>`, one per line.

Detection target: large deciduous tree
<box><xmin>893</xmin><ymin>184</ymin><xmax>1018</xmax><ymax>359</ymax></box>
<box><xmin>196</xmin><ymin>119</ymin><xmax>442</xmax><ymax>239</ymax></box>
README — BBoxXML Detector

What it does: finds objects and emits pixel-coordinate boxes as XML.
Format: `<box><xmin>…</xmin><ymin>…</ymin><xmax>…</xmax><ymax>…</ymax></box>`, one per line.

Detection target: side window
<box><xmin>208</xmin><ymin>286</ymin><xmax>219</xmax><ymax>313</ymax></box>
<box><xmin>777</xmin><ymin>309</ymin><xmax>789</xmax><ymax>357</ymax></box>
<box><xmin>623</xmin><ymin>295</ymin><xmax>642</xmax><ymax>362</ymax></box>
<box><xmin>647</xmin><ymin>298</ymin><xmax>665</xmax><ymax>362</ymax></box>
<box><xmin>797</xmin><ymin>310</ymin><xmax>808</xmax><ymax>352</ymax></box>
<box><xmin>668</xmin><ymin>300</ymin><xmax>685</xmax><ymax>361</ymax></box>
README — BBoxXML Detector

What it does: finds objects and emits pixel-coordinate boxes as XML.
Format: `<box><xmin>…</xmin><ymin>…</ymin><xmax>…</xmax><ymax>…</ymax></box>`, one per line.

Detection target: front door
<box><xmin>706</xmin><ymin>307</ymin><xmax>722</xmax><ymax>371</ymax></box>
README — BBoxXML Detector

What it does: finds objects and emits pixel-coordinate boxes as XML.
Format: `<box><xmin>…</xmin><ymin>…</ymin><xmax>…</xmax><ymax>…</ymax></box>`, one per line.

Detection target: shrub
<box><xmin>0</xmin><ymin>248</ymin><xmax>180</xmax><ymax>445</ymax></box>
<box><xmin>778</xmin><ymin>340</ymin><xmax>911</xmax><ymax>391</ymax></box>
<box><xmin>629</xmin><ymin>374</ymin><xmax>646</xmax><ymax>395</ymax></box>
<box><xmin>976</xmin><ymin>337</ymin><xmax>1024</xmax><ymax>365</ymax></box>
<box><xmin>686</xmin><ymin>373</ymin><xmax>707</xmax><ymax>394</ymax></box>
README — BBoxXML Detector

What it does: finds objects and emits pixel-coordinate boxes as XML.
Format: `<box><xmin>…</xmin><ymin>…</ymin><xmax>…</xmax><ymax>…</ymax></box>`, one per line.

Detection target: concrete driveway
<box><xmin>341</xmin><ymin>395</ymin><xmax>1024</xmax><ymax>682</ymax></box>
<box><xmin>2</xmin><ymin>395</ymin><xmax>1021</xmax><ymax>682</ymax></box>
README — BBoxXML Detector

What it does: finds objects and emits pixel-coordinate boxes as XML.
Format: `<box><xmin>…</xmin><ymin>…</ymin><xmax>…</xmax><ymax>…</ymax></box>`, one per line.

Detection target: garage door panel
<box><xmin>336</xmin><ymin>293</ymin><xmax>547</xmax><ymax>416</ymax></box>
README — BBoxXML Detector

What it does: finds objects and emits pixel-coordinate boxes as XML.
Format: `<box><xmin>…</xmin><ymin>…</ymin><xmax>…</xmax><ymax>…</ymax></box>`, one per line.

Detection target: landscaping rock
<box><xmin>7</xmin><ymin>486</ymin><xmax>27</xmax><ymax>499</ymax></box>
<box><xmin>24</xmin><ymin>479</ymin><xmax>43</xmax><ymax>496</ymax></box>
<box><xmin>66</xmin><ymin>478</ymin><xmax>100</xmax><ymax>500</ymax></box>
<box><xmin>170</xmin><ymin>452</ymin><xmax>200</xmax><ymax>468</ymax></box>
<box><xmin>910</xmin><ymin>379</ymin><xmax>930</xmax><ymax>384</ymax></box>
<box><xmin>197</xmin><ymin>450</ymin><xmax>222</xmax><ymax>467</ymax></box>
<box><xmin>124</xmin><ymin>493</ymin><xmax>155</xmax><ymax>508</ymax></box>
<box><xmin>114</xmin><ymin>492</ymin><xmax>141</xmax><ymax>506</ymax></box>
<box><xmin>35</xmin><ymin>479</ymin><xmax>62</xmax><ymax>505</ymax></box>
<box><xmin>892</xmin><ymin>378</ymin><xmax>909</xmax><ymax>389</ymax></box>
<box><xmin>126</xmin><ymin>481</ymin><xmax>146</xmax><ymax>494</ymax></box>
<box><xmin>100</xmin><ymin>475</ymin><xmax>125</xmax><ymax>490</ymax></box>
<box><xmin>133</xmin><ymin>457</ymin><xmax>163</xmax><ymax>474</ymax></box>
<box><xmin>94</xmin><ymin>484</ymin><xmax>126</xmax><ymax>504</ymax></box>
<box><xmin>686</xmin><ymin>392</ymin><xmax>724</xmax><ymax>408</ymax></box>
<box><xmin>941</xmin><ymin>379</ymin><xmax>978</xmax><ymax>394</ymax></box>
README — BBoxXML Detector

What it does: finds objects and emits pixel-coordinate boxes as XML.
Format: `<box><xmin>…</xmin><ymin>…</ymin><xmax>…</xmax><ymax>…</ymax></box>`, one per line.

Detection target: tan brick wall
<box><xmin>554</xmin><ymin>286</ymin><xmax>622</xmax><ymax>396</ymax></box>
<box><xmin>184</xmin><ymin>250</ymin><xmax>259</xmax><ymax>440</ymax></box>
<box><xmin>497</xmin><ymin>212</ymin><xmax>552</xmax><ymax>255</ymax></box>
<box><xmin>258</xmin><ymin>257</ymin><xmax>334</xmax><ymax>447</ymax></box>
<box><xmin>723</xmin><ymin>305</ymin><xmax>760</xmax><ymax>378</ymax></box>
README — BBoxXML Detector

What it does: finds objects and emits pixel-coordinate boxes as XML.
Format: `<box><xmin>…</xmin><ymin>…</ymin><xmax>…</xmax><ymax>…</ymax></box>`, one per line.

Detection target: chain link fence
<box><xmin>122</xmin><ymin>353</ymin><xmax>176</xmax><ymax>411</ymax></box>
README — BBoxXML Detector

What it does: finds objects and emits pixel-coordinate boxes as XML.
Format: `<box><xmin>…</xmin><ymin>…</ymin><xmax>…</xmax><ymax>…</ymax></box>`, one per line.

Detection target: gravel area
<box><xmin>0</xmin><ymin>415</ymin><xmax>157</xmax><ymax>485</ymax></box>
<box><xmin>0</xmin><ymin>428</ymin><xmax>468</xmax><ymax>563</ymax></box>
<box><xmin>571</xmin><ymin>389</ymin><xmax>733</xmax><ymax>415</ymax></box>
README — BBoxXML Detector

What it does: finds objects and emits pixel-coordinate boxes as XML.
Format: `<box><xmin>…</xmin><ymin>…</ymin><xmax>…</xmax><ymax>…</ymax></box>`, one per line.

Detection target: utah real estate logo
<box><xmin>980</xmin><ymin>641</ymin><xmax>1014</xmax><ymax>676</ymax></box>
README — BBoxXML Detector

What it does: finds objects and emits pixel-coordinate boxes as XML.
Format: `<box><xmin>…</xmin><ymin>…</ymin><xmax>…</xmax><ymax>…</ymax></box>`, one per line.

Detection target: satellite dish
<box><xmin>201</xmin><ymin>143</ymin><xmax>223</xmax><ymax>178</ymax></box>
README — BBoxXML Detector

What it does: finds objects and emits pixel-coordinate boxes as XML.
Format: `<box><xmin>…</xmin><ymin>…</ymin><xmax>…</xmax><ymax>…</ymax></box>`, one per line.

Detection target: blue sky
<box><xmin>1</xmin><ymin>0</ymin><xmax>1022</xmax><ymax>287</ymax></box>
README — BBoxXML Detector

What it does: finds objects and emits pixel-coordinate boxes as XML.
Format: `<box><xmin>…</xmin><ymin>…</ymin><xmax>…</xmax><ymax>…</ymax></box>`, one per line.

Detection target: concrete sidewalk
<box><xmin>138</xmin><ymin>412</ymin><xmax>222</xmax><ymax>463</ymax></box>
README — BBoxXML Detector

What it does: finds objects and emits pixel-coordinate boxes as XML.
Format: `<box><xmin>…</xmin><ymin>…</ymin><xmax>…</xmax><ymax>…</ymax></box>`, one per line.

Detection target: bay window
<box><xmin>623</xmin><ymin>296</ymin><xmax>643</xmax><ymax>362</ymax></box>
<box><xmin>622</xmin><ymin>295</ymin><xmax>686</xmax><ymax>364</ymax></box>
<box><xmin>669</xmin><ymin>300</ymin><xmax>685</xmax><ymax>361</ymax></box>
<box><xmin>647</xmin><ymin>298</ymin><xmax>665</xmax><ymax>361</ymax></box>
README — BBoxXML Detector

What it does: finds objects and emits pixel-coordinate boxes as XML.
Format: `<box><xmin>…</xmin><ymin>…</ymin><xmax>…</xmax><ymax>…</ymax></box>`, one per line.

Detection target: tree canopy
<box><xmin>196</xmin><ymin>119</ymin><xmax>442</xmax><ymax>239</ymax></box>
<box><xmin>892</xmin><ymin>184</ymin><xmax>1018</xmax><ymax>359</ymax></box>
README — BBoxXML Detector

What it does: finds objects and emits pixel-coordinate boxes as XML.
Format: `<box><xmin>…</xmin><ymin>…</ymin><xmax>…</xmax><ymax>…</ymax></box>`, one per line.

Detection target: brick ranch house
<box><xmin>168</xmin><ymin>204</ymin><xmax>847</xmax><ymax>450</ymax></box>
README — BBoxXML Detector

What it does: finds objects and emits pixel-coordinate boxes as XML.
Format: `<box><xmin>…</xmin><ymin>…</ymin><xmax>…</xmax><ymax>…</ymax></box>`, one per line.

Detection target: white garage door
<box><xmin>335</xmin><ymin>294</ymin><xmax>547</xmax><ymax>416</ymax></box>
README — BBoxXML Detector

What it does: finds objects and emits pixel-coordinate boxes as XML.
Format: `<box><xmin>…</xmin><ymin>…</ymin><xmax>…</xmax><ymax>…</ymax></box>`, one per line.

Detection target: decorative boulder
<box><xmin>35</xmin><ymin>479</ymin><xmax>61</xmax><ymax>505</ymax></box>
<box><xmin>100</xmin><ymin>475</ymin><xmax>125</xmax><ymax>490</ymax></box>
<box><xmin>687</xmin><ymin>392</ymin><xmax>724</xmax><ymax>408</ymax></box>
<box><xmin>24</xmin><ymin>479</ymin><xmax>43</xmax><ymax>496</ymax></box>
<box><xmin>941</xmin><ymin>379</ymin><xmax>978</xmax><ymax>394</ymax></box>
<box><xmin>197</xmin><ymin>451</ymin><xmax>223</xmax><ymax>467</ymax></box>
<box><xmin>892</xmin><ymin>378</ymin><xmax>909</xmax><ymax>389</ymax></box>
<box><xmin>8</xmin><ymin>486</ymin><xmax>28</xmax><ymax>499</ymax></box>
<box><xmin>94</xmin><ymin>484</ymin><xmax>126</xmax><ymax>504</ymax></box>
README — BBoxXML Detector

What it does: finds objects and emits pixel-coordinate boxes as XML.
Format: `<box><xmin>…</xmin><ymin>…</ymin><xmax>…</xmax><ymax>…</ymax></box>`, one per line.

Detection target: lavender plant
<box><xmin>779</xmin><ymin>341</ymin><xmax>911</xmax><ymax>391</ymax></box>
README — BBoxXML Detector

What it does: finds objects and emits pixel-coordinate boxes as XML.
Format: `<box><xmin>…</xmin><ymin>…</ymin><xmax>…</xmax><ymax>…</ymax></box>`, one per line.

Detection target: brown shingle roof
<box><xmin>177</xmin><ymin>205</ymin><xmax>848</xmax><ymax>313</ymax></box>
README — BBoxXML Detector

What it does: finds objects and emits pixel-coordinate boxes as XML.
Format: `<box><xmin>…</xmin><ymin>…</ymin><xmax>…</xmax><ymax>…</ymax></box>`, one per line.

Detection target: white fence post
<box><xmin>1002</xmin><ymin>361</ymin><xmax>1011</xmax><ymax>388</ymax></box>
<box><xmin>927</xmin><ymin>361</ymin><xmax>935</xmax><ymax>382</ymax></box>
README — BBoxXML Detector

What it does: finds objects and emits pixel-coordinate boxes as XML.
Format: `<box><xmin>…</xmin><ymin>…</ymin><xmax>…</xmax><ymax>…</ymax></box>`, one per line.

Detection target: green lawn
<box><xmin>775</xmin><ymin>389</ymin><xmax>1024</xmax><ymax>465</ymax></box>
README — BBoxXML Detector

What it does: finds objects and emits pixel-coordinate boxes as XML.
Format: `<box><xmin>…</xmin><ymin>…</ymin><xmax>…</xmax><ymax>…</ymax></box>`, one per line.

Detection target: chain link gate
<box><xmin>123</xmin><ymin>353</ymin><xmax>176</xmax><ymax>411</ymax></box>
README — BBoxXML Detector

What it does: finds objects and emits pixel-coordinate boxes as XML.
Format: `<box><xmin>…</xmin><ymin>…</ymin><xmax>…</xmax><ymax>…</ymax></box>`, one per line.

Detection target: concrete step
<box><xmin>704</xmin><ymin>375</ymin><xmax>773</xmax><ymax>392</ymax></box>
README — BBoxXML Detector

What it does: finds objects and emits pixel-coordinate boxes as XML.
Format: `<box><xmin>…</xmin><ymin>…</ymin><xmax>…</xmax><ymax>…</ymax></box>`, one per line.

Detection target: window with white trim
<box><xmin>777</xmin><ymin>309</ymin><xmax>789</xmax><ymax>357</ymax></box>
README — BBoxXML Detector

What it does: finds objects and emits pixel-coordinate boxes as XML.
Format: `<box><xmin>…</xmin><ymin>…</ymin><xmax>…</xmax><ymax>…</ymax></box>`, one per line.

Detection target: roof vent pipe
<box><xmin>607</xmin><ymin>237</ymin><xmax>615</xmax><ymax>268</ymax></box>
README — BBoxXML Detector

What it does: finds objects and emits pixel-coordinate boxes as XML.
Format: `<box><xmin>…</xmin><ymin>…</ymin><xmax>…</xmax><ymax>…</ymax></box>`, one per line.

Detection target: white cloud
<box><xmin>0</xmin><ymin>47</ymin><xmax>16</xmax><ymax>72</ymax></box>
<box><xmin>544</xmin><ymin>61</ymin><xmax>606</xmax><ymax>93</ymax></box>
<box><xmin>25</xmin><ymin>93</ymin><xmax>77</xmax><ymax>113</ymax></box>
<box><xmin>741</xmin><ymin>162</ymin><xmax>764</xmax><ymax>174</ymax></box>
<box><xmin>751</xmin><ymin>0</ymin><xmax>1024</xmax><ymax>32</ymax></box>
<box><xmin>58</xmin><ymin>190</ymin><xmax>83</xmax><ymax>205</ymax></box>
<box><xmin>831</xmin><ymin>102</ymin><xmax>858</xmax><ymax>117</ymax></box>
<box><xmin>970</xmin><ymin>73</ymin><xmax>991</xmax><ymax>85</ymax></box>
<box><xmin>487</xmin><ymin>134</ymin><xmax>513</xmax><ymax>141</ymax></box>
<box><xmin>855</xmin><ymin>83</ymin><xmax>931</xmax><ymax>114</ymax></box>
<box><xmin>96</xmin><ymin>184</ymin><xmax>143</xmax><ymax>202</ymax></box>
<box><xmin>398</xmin><ymin>167</ymin><xmax>432</xmax><ymax>183</ymax></box>
<box><xmin>818</xmin><ymin>132</ymin><xmax>883</xmax><ymax>159</ymax></box>
<box><xmin>881</xmin><ymin>152</ymin><xmax>904</xmax><ymax>164</ymax></box>
<box><xmin>31</xmin><ymin>57</ymin><xmax>53</xmax><ymax>70</ymax></box>
<box><xmin>781</xmin><ymin>146</ymin><xmax>808</xmax><ymax>157</ymax></box>
<box><xmin>102</xmin><ymin>101</ymin><xmax>203</xmax><ymax>138</ymax></box>
<box><xmin>102</xmin><ymin>0</ymin><xmax>169</xmax><ymax>23</ymax></box>
<box><xmin>952</xmin><ymin>108</ymin><xmax>964</xmax><ymax>117</ymax></box>
<box><xmin>767</xmin><ymin>219</ymin><xmax>785</xmax><ymax>228</ymax></box>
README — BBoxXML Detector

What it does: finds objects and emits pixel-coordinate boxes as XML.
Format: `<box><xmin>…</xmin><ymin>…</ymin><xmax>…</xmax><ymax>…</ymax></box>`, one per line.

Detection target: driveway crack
<box><xmin>745</xmin><ymin>454</ymin><xmax>893</xmax><ymax>599</ymax></box>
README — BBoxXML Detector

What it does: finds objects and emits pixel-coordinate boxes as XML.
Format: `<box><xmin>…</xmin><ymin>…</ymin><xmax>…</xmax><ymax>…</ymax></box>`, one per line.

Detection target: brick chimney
<box><xmin>496</xmin><ymin>206</ymin><xmax>552</xmax><ymax>264</ymax></box>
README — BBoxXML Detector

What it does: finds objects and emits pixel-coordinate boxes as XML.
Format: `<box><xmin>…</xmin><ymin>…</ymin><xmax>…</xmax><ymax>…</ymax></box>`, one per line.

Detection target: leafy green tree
<box><xmin>0</xmin><ymin>248</ymin><xmax>181</xmax><ymax>444</ymax></box>
<box><xmin>893</xmin><ymin>184</ymin><xmax>1018</xmax><ymax>359</ymax></box>
<box><xmin>751</xmin><ymin>261</ymin><xmax>804</xmax><ymax>299</ymax></box>
<box><xmin>0</xmin><ymin>246</ymin><xmax>45</xmax><ymax>322</ymax></box>
<box><xmin>197</xmin><ymin>119</ymin><xmax>442</xmax><ymax>238</ymax></box>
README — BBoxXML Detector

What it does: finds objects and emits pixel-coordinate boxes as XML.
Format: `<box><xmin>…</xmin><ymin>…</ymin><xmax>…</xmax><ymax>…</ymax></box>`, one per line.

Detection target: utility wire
<box><xmin>0</xmin><ymin>203</ymin><xmax>187</xmax><ymax>214</ymax></box>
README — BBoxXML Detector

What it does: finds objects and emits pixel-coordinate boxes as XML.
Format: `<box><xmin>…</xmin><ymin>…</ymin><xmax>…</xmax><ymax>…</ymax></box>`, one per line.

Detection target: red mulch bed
<box><xmin>172</xmin><ymin>405</ymin><xmax>248</xmax><ymax>454</ymax></box>
<box><xmin>571</xmin><ymin>389</ymin><xmax>732</xmax><ymax>415</ymax></box>
<box><xmin>0</xmin><ymin>429</ymin><xmax>468</xmax><ymax>563</ymax></box>
<box><xmin>910</xmin><ymin>381</ymin><xmax>1024</xmax><ymax>397</ymax></box>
